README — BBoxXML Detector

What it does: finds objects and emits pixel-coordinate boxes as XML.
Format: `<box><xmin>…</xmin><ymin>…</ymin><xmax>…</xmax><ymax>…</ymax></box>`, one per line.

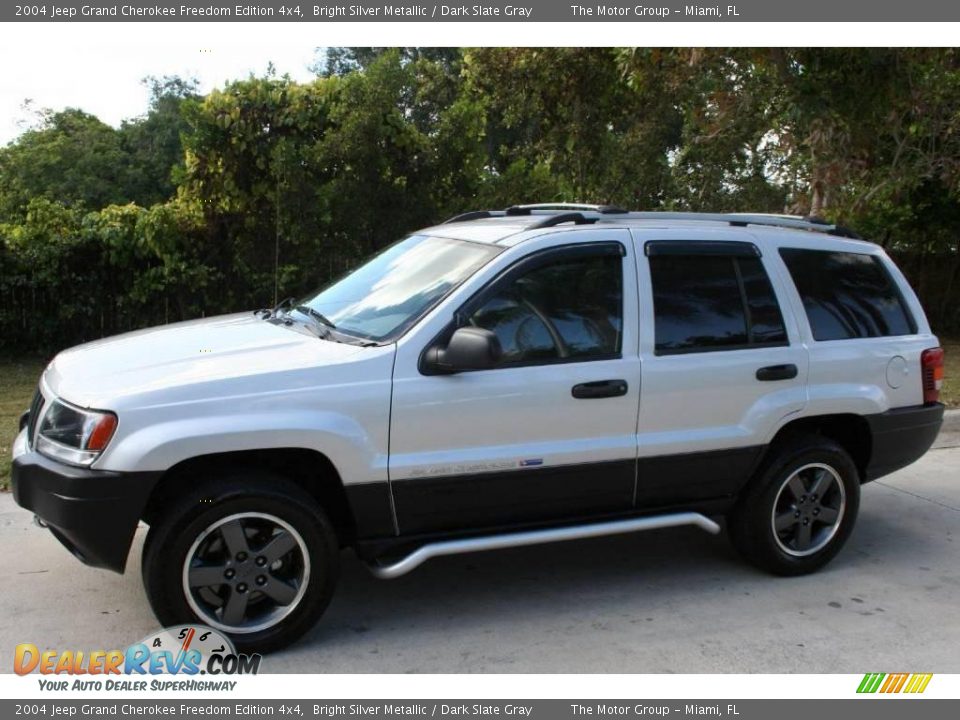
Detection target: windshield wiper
<box><xmin>287</xmin><ymin>305</ymin><xmax>339</xmax><ymax>339</ymax></box>
<box><xmin>294</xmin><ymin>305</ymin><xmax>336</xmax><ymax>329</ymax></box>
<box><xmin>255</xmin><ymin>296</ymin><xmax>295</xmax><ymax>319</ymax></box>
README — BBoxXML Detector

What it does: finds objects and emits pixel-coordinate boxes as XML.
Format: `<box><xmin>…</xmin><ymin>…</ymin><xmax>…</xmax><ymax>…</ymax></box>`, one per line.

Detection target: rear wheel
<box><xmin>142</xmin><ymin>471</ymin><xmax>339</xmax><ymax>653</ymax></box>
<box><xmin>728</xmin><ymin>437</ymin><xmax>860</xmax><ymax>575</ymax></box>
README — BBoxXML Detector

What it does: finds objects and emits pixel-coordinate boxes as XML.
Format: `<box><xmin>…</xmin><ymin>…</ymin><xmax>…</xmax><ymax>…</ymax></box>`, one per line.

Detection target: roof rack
<box><xmin>504</xmin><ymin>203</ymin><xmax>628</xmax><ymax>215</ymax></box>
<box><xmin>528</xmin><ymin>212</ymin><xmax>596</xmax><ymax>229</ymax></box>
<box><xmin>443</xmin><ymin>203</ymin><xmax>626</xmax><ymax>224</ymax></box>
<box><xmin>631</xmin><ymin>212</ymin><xmax>862</xmax><ymax>239</ymax></box>
<box><xmin>441</xmin><ymin>206</ymin><xmax>861</xmax><ymax>238</ymax></box>
<box><xmin>443</xmin><ymin>210</ymin><xmax>494</xmax><ymax>224</ymax></box>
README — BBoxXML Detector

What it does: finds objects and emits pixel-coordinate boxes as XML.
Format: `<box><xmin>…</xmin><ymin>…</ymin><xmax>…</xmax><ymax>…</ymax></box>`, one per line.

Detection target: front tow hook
<box><xmin>33</xmin><ymin>515</ymin><xmax>48</xmax><ymax>529</ymax></box>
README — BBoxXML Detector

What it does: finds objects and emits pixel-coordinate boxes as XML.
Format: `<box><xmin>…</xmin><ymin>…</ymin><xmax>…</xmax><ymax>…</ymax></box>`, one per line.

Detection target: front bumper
<box><xmin>11</xmin><ymin>432</ymin><xmax>161</xmax><ymax>573</ymax></box>
<box><xmin>864</xmin><ymin>402</ymin><xmax>945</xmax><ymax>481</ymax></box>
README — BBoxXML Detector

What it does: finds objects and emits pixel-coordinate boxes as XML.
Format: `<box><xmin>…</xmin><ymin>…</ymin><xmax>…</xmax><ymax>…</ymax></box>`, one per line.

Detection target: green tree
<box><xmin>120</xmin><ymin>76</ymin><xmax>200</xmax><ymax>206</ymax></box>
<box><xmin>180</xmin><ymin>72</ymin><xmax>336</xmax><ymax>306</ymax></box>
<box><xmin>4</xmin><ymin>47</ymin><xmax>960</xmax><ymax>354</ymax></box>
<box><xmin>0</xmin><ymin>109</ymin><xmax>129</xmax><ymax>221</ymax></box>
<box><xmin>463</xmin><ymin>48</ymin><xmax>681</xmax><ymax>207</ymax></box>
<box><xmin>313</xmin><ymin>47</ymin><xmax>462</xmax><ymax>78</ymax></box>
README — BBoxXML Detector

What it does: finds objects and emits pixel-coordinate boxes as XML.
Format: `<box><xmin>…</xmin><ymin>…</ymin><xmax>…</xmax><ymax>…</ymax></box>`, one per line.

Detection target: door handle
<box><xmin>756</xmin><ymin>364</ymin><xmax>798</xmax><ymax>382</ymax></box>
<box><xmin>572</xmin><ymin>379</ymin><xmax>629</xmax><ymax>399</ymax></box>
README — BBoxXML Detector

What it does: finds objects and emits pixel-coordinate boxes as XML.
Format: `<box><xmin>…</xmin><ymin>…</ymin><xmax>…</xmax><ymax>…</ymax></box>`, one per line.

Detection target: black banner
<box><xmin>4</xmin><ymin>1</ymin><xmax>960</xmax><ymax>23</ymax></box>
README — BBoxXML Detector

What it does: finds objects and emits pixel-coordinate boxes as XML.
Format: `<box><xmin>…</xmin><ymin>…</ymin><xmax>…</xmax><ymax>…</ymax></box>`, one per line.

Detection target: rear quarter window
<box><xmin>779</xmin><ymin>248</ymin><xmax>916</xmax><ymax>340</ymax></box>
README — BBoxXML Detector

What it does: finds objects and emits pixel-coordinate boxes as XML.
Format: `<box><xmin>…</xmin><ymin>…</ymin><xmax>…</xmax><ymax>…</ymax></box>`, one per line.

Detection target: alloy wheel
<box><xmin>181</xmin><ymin>512</ymin><xmax>311</xmax><ymax>634</ymax></box>
<box><xmin>771</xmin><ymin>463</ymin><xmax>847</xmax><ymax>557</ymax></box>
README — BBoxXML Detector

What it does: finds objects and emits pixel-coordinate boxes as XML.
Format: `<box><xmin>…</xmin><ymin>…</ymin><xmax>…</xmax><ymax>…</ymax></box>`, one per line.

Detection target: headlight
<box><xmin>36</xmin><ymin>399</ymin><xmax>118</xmax><ymax>467</ymax></box>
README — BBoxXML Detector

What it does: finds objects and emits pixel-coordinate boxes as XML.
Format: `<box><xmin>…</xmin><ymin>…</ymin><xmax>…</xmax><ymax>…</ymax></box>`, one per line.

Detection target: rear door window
<box><xmin>648</xmin><ymin>247</ymin><xmax>787</xmax><ymax>355</ymax></box>
<box><xmin>740</xmin><ymin>257</ymin><xmax>789</xmax><ymax>345</ymax></box>
<box><xmin>779</xmin><ymin>249</ymin><xmax>916</xmax><ymax>340</ymax></box>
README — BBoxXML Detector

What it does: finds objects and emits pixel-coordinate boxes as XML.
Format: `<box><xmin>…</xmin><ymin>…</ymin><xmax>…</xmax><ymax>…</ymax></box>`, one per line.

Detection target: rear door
<box><xmin>631</xmin><ymin>230</ymin><xmax>809</xmax><ymax>507</ymax></box>
<box><xmin>389</xmin><ymin>230</ymin><xmax>641</xmax><ymax>535</ymax></box>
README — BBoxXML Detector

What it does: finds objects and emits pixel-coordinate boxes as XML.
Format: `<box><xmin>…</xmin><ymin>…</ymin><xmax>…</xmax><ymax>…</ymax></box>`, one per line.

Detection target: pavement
<box><xmin>1</xmin><ymin>413</ymin><xmax>959</xmax><ymax>674</ymax></box>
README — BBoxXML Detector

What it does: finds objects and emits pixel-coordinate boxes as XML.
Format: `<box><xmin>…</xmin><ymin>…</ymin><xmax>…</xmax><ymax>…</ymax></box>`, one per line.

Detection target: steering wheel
<box><xmin>518</xmin><ymin>298</ymin><xmax>570</xmax><ymax>358</ymax></box>
<box><xmin>467</xmin><ymin>295</ymin><xmax>571</xmax><ymax>360</ymax></box>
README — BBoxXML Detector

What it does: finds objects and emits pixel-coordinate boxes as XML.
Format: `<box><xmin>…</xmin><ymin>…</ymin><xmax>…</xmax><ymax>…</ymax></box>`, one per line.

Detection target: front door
<box><xmin>388</xmin><ymin>231</ymin><xmax>641</xmax><ymax>535</ymax></box>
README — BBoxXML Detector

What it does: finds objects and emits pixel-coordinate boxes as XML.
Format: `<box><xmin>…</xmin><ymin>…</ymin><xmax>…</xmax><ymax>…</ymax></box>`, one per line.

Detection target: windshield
<box><xmin>297</xmin><ymin>234</ymin><xmax>501</xmax><ymax>341</ymax></box>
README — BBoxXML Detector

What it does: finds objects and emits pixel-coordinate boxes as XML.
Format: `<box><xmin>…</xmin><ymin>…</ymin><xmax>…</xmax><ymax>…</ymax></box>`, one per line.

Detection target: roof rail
<box><xmin>504</xmin><ymin>203</ymin><xmax>628</xmax><ymax>215</ymax></box>
<box><xmin>624</xmin><ymin>212</ymin><xmax>861</xmax><ymax>238</ymax></box>
<box><xmin>442</xmin><ymin>203</ymin><xmax>626</xmax><ymax>224</ymax></box>
<box><xmin>527</xmin><ymin>212</ymin><xmax>597</xmax><ymax>229</ymax></box>
<box><xmin>440</xmin><ymin>207</ymin><xmax>861</xmax><ymax>239</ymax></box>
<box><xmin>443</xmin><ymin>210</ymin><xmax>494</xmax><ymax>224</ymax></box>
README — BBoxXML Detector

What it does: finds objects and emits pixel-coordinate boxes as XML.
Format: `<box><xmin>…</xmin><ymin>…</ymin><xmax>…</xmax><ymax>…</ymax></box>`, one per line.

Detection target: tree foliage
<box><xmin>2</xmin><ymin>48</ymin><xmax>960</xmax><ymax>354</ymax></box>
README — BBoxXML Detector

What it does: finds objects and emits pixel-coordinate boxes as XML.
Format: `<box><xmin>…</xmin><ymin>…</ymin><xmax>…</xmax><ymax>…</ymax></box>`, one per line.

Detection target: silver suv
<box><xmin>12</xmin><ymin>205</ymin><xmax>946</xmax><ymax>651</ymax></box>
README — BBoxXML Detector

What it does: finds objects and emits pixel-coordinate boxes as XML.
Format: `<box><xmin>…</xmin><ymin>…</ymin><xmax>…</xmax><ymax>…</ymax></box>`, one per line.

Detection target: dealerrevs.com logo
<box><xmin>14</xmin><ymin>626</ymin><xmax>260</xmax><ymax>691</ymax></box>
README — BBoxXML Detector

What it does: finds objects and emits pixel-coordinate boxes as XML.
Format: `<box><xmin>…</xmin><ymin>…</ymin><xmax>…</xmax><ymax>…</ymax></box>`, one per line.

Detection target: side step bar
<box><xmin>366</xmin><ymin>512</ymin><xmax>721</xmax><ymax>580</ymax></box>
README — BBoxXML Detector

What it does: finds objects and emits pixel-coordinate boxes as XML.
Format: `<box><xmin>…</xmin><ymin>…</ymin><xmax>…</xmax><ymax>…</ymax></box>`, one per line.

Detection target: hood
<box><xmin>44</xmin><ymin>312</ymin><xmax>370</xmax><ymax>408</ymax></box>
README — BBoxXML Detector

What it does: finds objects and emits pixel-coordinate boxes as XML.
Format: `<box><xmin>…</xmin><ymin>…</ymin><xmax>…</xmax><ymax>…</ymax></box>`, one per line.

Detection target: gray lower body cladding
<box><xmin>864</xmin><ymin>402</ymin><xmax>944</xmax><ymax>481</ymax></box>
<box><xmin>11</xmin><ymin>450</ymin><xmax>161</xmax><ymax>573</ymax></box>
<box><xmin>13</xmin><ymin>403</ymin><xmax>943</xmax><ymax>574</ymax></box>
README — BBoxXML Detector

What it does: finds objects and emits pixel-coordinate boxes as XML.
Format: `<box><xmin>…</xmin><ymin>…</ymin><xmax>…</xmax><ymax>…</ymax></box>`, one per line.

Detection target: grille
<box><xmin>26</xmin><ymin>387</ymin><xmax>43</xmax><ymax>449</ymax></box>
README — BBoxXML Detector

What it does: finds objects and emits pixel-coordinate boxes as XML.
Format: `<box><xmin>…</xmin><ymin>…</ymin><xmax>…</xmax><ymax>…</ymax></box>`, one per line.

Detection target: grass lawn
<box><xmin>0</xmin><ymin>357</ymin><xmax>45</xmax><ymax>491</ymax></box>
<box><xmin>1</xmin><ymin>341</ymin><xmax>959</xmax><ymax>491</ymax></box>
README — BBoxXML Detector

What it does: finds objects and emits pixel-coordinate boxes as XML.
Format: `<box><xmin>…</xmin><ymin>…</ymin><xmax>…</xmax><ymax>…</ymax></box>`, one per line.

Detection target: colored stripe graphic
<box><xmin>858</xmin><ymin>673</ymin><xmax>885</xmax><ymax>693</ymax></box>
<box><xmin>857</xmin><ymin>673</ymin><xmax>932</xmax><ymax>694</ymax></box>
<box><xmin>904</xmin><ymin>674</ymin><xmax>921</xmax><ymax>693</ymax></box>
<box><xmin>892</xmin><ymin>673</ymin><xmax>909</xmax><ymax>693</ymax></box>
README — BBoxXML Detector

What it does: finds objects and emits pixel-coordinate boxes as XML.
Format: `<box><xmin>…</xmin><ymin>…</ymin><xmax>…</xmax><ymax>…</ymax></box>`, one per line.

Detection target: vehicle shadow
<box><xmin>279</xmin><ymin>525</ymin><xmax>763</xmax><ymax>669</ymax></box>
<box><xmin>266</xmin><ymin>497</ymin><xmax>960</xmax><ymax>671</ymax></box>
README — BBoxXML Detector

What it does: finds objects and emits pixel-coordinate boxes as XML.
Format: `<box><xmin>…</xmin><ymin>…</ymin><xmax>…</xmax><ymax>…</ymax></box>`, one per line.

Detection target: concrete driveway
<box><xmin>2</xmin><ymin>428</ymin><xmax>958</xmax><ymax>674</ymax></box>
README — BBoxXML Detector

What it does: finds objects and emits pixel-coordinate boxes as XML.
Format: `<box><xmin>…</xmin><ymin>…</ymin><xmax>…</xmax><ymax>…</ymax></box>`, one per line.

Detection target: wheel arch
<box><xmin>763</xmin><ymin>414</ymin><xmax>872</xmax><ymax>482</ymax></box>
<box><xmin>141</xmin><ymin>448</ymin><xmax>359</xmax><ymax>546</ymax></box>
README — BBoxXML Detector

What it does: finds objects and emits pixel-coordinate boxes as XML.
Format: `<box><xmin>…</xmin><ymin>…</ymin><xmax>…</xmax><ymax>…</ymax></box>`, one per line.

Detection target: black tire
<box><xmin>728</xmin><ymin>436</ymin><xmax>860</xmax><ymax>576</ymax></box>
<box><xmin>142</xmin><ymin>470</ymin><xmax>339</xmax><ymax>653</ymax></box>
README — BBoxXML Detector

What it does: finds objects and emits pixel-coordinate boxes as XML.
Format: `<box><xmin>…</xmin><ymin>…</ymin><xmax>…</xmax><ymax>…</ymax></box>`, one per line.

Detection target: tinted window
<box><xmin>779</xmin><ymin>249</ymin><xmax>916</xmax><ymax>341</ymax></box>
<box><xmin>299</xmin><ymin>234</ymin><xmax>500</xmax><ymax>341</ymax></box>
<box><xmin>650</xmin><ymin>254</ymin><xmax>787</xmax><ymax>354</ymax></box>
<box><xmin>650</xmin><ymin>255</ymin><xmax>747</xmax><ymax>353</ymax></box>
<box><xmin>739</xmin><ymin>257</ymin><xmax>788</xmax><ymax>345</ymax></box>
<box><xmin>470</xmin><ymin>252</ymin><xmax>623</xmax><ymax>364</ymax></box>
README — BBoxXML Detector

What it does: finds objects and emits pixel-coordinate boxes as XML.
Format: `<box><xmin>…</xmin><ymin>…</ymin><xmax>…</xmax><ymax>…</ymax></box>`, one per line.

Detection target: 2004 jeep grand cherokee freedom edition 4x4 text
<box><xmin>12</xmin><ymin>205</ymin><xmax>946</xmax><ymax>651</ymax></box>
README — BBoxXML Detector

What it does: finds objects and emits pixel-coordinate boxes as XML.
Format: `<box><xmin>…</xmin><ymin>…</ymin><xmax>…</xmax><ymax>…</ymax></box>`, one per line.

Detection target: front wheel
<box><xmin>728</xmin><ymin>437</ymin><xmax>860</xmax><ymax>576</ymax></box>
<box><xmin>142</xmin><ymin>471</ymin><xmax>340</xmax><ymax>653</ymax></box>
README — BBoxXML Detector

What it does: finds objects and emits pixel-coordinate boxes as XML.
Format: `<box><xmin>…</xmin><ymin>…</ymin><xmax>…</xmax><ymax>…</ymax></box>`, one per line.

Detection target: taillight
<box><xmin>921</xmin><ymin>347</ymin><xmax>945</xmax><ymax>405</ymax></box>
